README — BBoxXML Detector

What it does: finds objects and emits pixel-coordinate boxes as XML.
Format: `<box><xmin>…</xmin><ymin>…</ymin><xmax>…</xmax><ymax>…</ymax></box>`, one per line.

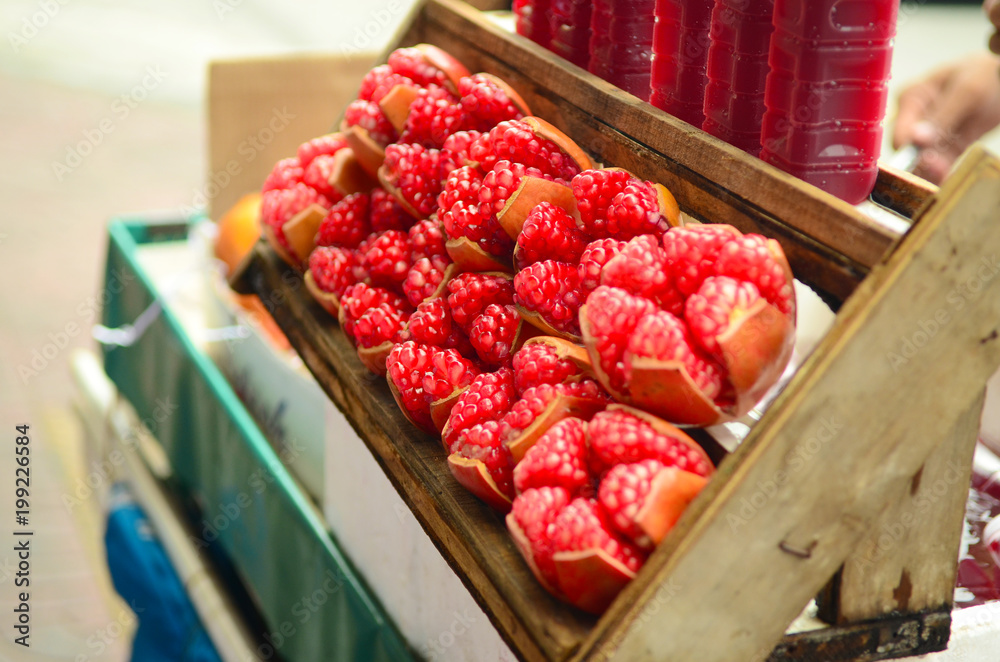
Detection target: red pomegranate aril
<box><xmin>403</xmin><ymin>255</ymin><xmax>450</xmax><ymax>307</ymax></box>
<box><xmin>443</xmin><ymin>367</ymin><xmax>517</xmax><ymax>451</ymax></box>
<box><xmin>316</xmin><ymin>192</ymin><xmax>371</xmax><ymax>249</ymax></box>
<box><xmin>513</xmin><ymin>417</ymin><xmax>590</xmax><ymax>496</ymax></box>
<box><xmin>625</xmin><ymin>310</ymin><xmax>725</xmax><ymax>401</ymax></box>
<box><xmin>684</xmin><ymin>276</ymin><xmax>764</xmax><ymax>358</ymax></box>
<box><xmin>459</xmin><ymin>73</ymin><xmax>526</xmax><ymax>132</ymax></box>
<box><xmin>587</xmin><ymin>408</ymin><xmax>714</xmax><ymax>478</ymax></box>
<box><xmin>370</xmin><ymin>187</ymin><xmax>417</xmax><ymax>232</ymax></box>
<box><xmin>580</xmin><ymin>286</ymin><xmax>659</xmax><ymax>396</ymax></box>
<box><xmin>363</xmin><ymin>230</ymin><xmax>411</xmax><ymax>291</ymax></box>
<box><xmin>469</xmin><ymin>303</ymin><xmax>522</xmax><ymax>368</ymax></box>
<box><xmin>578</xmin><ymin>238</ymin><xmax>628</xmax><ymax>298</ymax></box>
<box><xmin>308</xmin><ymin>246</ymin><xmax>361</xmax><ymax>297</ymax></box>
<box><xmin>516</xmin><ymin>202</ymin><xmax>590</xmax><ymax>270</ymax></box>
<box><xmin>512</xmin><ymin>340</ymin><xmax>582</xmax><ymax>395</ymax></box>
<box><xmin>447</xmin><ymin>273</ymin><xmax>515</xmax><ymax>333</ymax></box>
<box><xmin>344</xmin><ymin>99</ymin><xmax>398</xmax><ymax>147</ymax></box>
<box><xmin>514</xmin><ymin>261</ymin><xmax>584</xmax><ymax>336</ymax></box>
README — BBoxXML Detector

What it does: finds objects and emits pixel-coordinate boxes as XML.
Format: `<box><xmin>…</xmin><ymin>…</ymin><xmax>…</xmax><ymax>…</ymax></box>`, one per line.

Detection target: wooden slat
<box><xmin>577</xmin><ymin>147</ymin><xmax>1000</xmax><ymax>662</ymax></box>
<box><xmin>768</xmin><ymin>611</ymin><xmax>951</xmax><ymax>662</ymax></box>
<box><xmin>819</xmin><ymin>390</ymin><xmax>984</xmax><ymax>624</ymax></box>
<box><xmin>461</xmin><ymin>0</ymin><xmax>512</xmax><ymax>9</ymax></box>
<box><xmin>243</xmin><ymin>244</ymin><xmax>594</xmax><ymax>662</ymax></box>
<box><xmin>407</xmin><ymin>0</ymin><xmax>903</xmax><ymax>306</ymax></box>
<box><xmin>872</xmin><ymin>165</ymin><xmax>939</xmax><ymax>220</ymax></box>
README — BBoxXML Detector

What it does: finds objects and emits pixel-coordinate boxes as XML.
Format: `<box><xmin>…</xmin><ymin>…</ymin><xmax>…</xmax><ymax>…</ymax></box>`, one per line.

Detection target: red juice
<box><xmin>702</xmin><ymin>0</ymin><xmax>775</xmax><ymax>156</ymax></box>
<box><xmin>958</xmin><ymin>468</ymin><xmax>1000</xmax><ymax>607</ymax></box>
<box><xmin>550</xmin><ymin>0</ymin><xmax>593</xmax><ymax>68</ymax></box>
<box><xmin>515</xmin><ymin>0</ymin><xmax>552</xmax><ymax>49</ymax></box>
<box><xmin>589</xmin><ymin>0</ymin><xmax>656</xmax><ymax>100</ymax></box>
<box><xmin>759</xmin><ymin>0</ymin><xmax>898</xmax><ymax>204</ymax></box>
<box><xmin>651</xmin><ymin>0</ymin><xmax>715</xmax><ymax>125</ymax></box>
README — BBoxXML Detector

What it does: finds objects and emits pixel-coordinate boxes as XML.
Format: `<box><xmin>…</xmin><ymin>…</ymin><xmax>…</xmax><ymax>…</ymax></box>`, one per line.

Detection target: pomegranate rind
<box><xmin>262</xmin><ymin>222</ymin><xmax>299</xmax><ymax>269</ymax></box>
<box><xmin>304</xmin><ymin>270</ymin><xmax>343</xmax><ymax>317</ymax></box>
<box><xmin>357</xmin><ymin>341</ymin><xmax>394</xmax><ymax>376</ymax></box>
<box><xmin>626</xmin><ymin>356</ymin><xmax>724</xmax><ymax>426</ymax></box>
<box><xmin>415</xmin><ymin>43</ymin><xmax>471</xmax><ymax>93</ymax></box>
<box><xmin>430</xmin><ymin>389</ymin><xmax>468</xmax><ymax>433</ymax></box>
<box><xmin>387</xmin><ymin>374</ymin><xmax>437</xmax><ymax>436</ymax></box>
<box><xmin>654</xmin><ymin>183</ymin><xmax>681</xmax><ymax>228</ymax></box>
<box><xmin>474</xmin><ymin>72</ymin><xmax>532</xmax><ymax>117</ymax></box>
<box><xmin>502</xmin><ymin>319</ymin><xmax>543</xmax><ymax>367</ymax></box>
<box><xmin>497</xmin><ymin>177</ymin><xmax>578</xmax><ymax>240</ymax></box>
<box><xmin>632</xmin><ymin>467</ymin><xmax>707</xmax><ymax>548</ymax></box>
<box><xmin>282</xmin><ymin>203</ymin><xmax>327</xmax><ymax>267</ymax></box>
<box><xmin>603</xmin><ymin>404</ymin><xmax>715</xmax><ymax>474</ymax></box>
<box><xmin>716</xmin><ymin>299</ymin><xmax>795</xmax><ymax>416</ymax></box>
<box><xmin>506</xmin><ymin>513</ymin><xmax>564</xmax><ymax>597</ymax></box>
<box><xmin>522</xmin><ymin>116</ymin><xmax>594</xmax><ymax>173</ymax></box>
<box><xmin>552</xmin><ymin>548</ymin><xmax>636</xmax><ymax>614</ymax></box>
<box><xmin>516</xmin><ymin>306</ymin><xmax>583</xmax><ymax>344</ymax></box>
<box><xmin>577</xmin><ymin>302</ymin><xmax>629</xmax><ymax>402</ymax></box>
<box><xmin>505</xmin><ymin>393</ymin><xmax>607</xmax><ymax>463</ymax></box>
<box><xmin>429</xmin><ymin>262</ymin><xmax>460</xmax><ymax>300</ymax></box>
<box><xmin>445</xmin><ymin>236</ymin><xmax>514</xmax><ymax>273</ymax></box>
<box><xmin>448</xmin><ymin>454</ymin><xmax>513</xmax><ymax>513</ymax></box>
<box><xmin>520</xmin><ymin>336</ymin><xmax>594</xmax><ymax>379</ymax></box>
<box><xmin>330</xmin><ymin>147</ymin><xmax>380</xmax><ymax>197</ymax></box>
<box><xmin>377</xmin><ymin>163</ymin><xmax>426</xmax><ymax>220</ymax></box>
<box><xmin>379</xmin><ymin>83</ymin><xmax>423</xmax><ymax>134</ymax></box>
<box><xmin>342</xmin><ymin>121</ymin><xmax>387</xmax><ymax>179</ymax></box>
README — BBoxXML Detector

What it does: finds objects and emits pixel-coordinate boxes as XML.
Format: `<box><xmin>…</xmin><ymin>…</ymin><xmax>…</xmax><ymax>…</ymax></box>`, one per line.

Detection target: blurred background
<box><xmin>0</xmin><ymin>1</ymin><xmax>998</xmax><ymax>660</ymax></box>
<box><xmin>0</xmin><ymin>2</ymin><xmax>416</xmax><ymax>660</ymax></box>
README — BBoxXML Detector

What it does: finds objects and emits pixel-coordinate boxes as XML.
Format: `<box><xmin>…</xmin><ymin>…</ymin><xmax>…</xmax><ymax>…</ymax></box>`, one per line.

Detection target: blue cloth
<box><xmin>105</xmin><ymin>482</ymin><xmax>223</xmax><ymax>662</ymax></box>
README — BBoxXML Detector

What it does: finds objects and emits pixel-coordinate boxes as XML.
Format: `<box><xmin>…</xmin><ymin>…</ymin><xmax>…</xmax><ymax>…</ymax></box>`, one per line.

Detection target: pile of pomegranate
<box><xmin>257</xmin><ymin>44</ymin><xmax>796</xmax><ymax>614</ymax></box>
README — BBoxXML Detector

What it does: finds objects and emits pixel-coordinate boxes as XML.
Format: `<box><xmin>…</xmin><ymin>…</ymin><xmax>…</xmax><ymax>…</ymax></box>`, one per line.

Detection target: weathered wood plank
<box><xmin>873</xmin><ymin>165</ymin><xmax>938</xmax><ymax>220</ymax></box>
<box><xmin>577</xmin><ymin>147</ymin><xmax>1000</xmax><ymax>662</ymax></box>
<box><xmin>461</xmin><ymin>0</ymin><xmax>511</xmax><ymax>9</ymax></box>
<box><xmin>820</xmin><ymin>390</ymin><xmax>983</xmax><ymax>625</ymax></box>
<box><xmin>768</xmin><ymin>610</ymin><xmax>951</xmax><ymax>662</ymax></box>
<box><xmin>244</xmin><ymin>244</ymin><xmax>594</xmax><ymax>662</ymax></box>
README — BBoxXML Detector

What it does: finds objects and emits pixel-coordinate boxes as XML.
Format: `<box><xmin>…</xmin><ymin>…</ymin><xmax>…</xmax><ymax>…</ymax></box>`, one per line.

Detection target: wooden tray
<box><xmin>234</xmin><ymin>2</ymin><xmax>1000</xmax><ymax>660</ymax></box>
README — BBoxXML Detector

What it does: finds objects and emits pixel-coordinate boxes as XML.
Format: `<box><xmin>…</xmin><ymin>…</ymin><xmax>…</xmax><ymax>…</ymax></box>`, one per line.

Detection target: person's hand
<box><xmin>892</xmin><ymin>51</ymin><xmax>1000</xmax><ymax>184</ymax></box>
<box><xmin>987</xmin><ymin>0</ymin><xmax>1000</xmax><ymax>54</ymax></box>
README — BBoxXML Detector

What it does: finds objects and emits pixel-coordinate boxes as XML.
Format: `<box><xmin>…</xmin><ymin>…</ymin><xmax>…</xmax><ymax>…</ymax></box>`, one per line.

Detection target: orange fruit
<box><xmin>214</xmin><ymin>192</ymin><xmax>291</xmax><ymax>352</ymax></box>
<box><xmin>214</xmin><ymin>192</ymin><xmax>263</xmax><ymax>275</ymax></box>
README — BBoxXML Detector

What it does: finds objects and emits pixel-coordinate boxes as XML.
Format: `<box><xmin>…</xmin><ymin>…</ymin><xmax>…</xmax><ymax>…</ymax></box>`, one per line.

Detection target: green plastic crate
<box><xmin>101</xmin><ymin>215</ymin><xmax>415</xmax><ymax>662</ymax></box>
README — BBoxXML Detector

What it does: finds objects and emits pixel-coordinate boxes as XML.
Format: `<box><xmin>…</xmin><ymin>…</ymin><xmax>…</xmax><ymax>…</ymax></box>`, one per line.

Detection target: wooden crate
<box><xmin>233</xmin><ymin>1</ymin><xmax>1000</xmax><ymax>660</ymax></box>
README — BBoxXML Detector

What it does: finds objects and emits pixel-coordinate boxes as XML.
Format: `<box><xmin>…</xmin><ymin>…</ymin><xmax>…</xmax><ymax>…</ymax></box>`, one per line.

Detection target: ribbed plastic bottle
<box><xmin>514</xmin><ymin>0</ymin><xmax>552</xmax><ymax>49</ymax></box>
<box><xmin>650</xmin><ymin>0</ymin><xmax>715</xmax><ymax>125</ymax></box>
<box><xmin>588</xmin><ymin>0</ymin><xmax>657</xmax><ymax>101</ymax></box>
<box><xmin>759</xmin><ymin>0</ymin><xmax>898</xmax><ymax>204</ymax></box>
<box><xmin>550</xmin><ymin>0</ymin><xmax>593</xmax><ymax>68</ymax></box>
<box><xmin>702</xmin><ymin>0</ymin><xmax>775</xmax><ymax>156</ymax></box>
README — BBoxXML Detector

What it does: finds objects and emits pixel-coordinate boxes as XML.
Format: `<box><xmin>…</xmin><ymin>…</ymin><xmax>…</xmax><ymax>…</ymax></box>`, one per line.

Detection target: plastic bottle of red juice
<box><xmin>650</xmin><ymin>0</ymin><xmax>715</xmax><ymax>125</ymax></box>
<box><xmin>759</xmin><ymin>0</ymin><xmax>898</xmax><ymax>204</ymax></box>
<box><xmin>702</xmin><ymin>0</ymin><xmax>775</xmax><ymax>156</ymax></box>
<box><xmin>589</xmin><ymin>0</ymin><xmax>657</xmax><ymax>101</ymax></box>
<box><xmin>550</xmin><ymin>0</ymin><xmax>593</xmax><ymax>69</ymax></box>
<box><xmin>514</xmin><ymin>0</ymin><xmax>552</xmax><ymax>49</ymax></box>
